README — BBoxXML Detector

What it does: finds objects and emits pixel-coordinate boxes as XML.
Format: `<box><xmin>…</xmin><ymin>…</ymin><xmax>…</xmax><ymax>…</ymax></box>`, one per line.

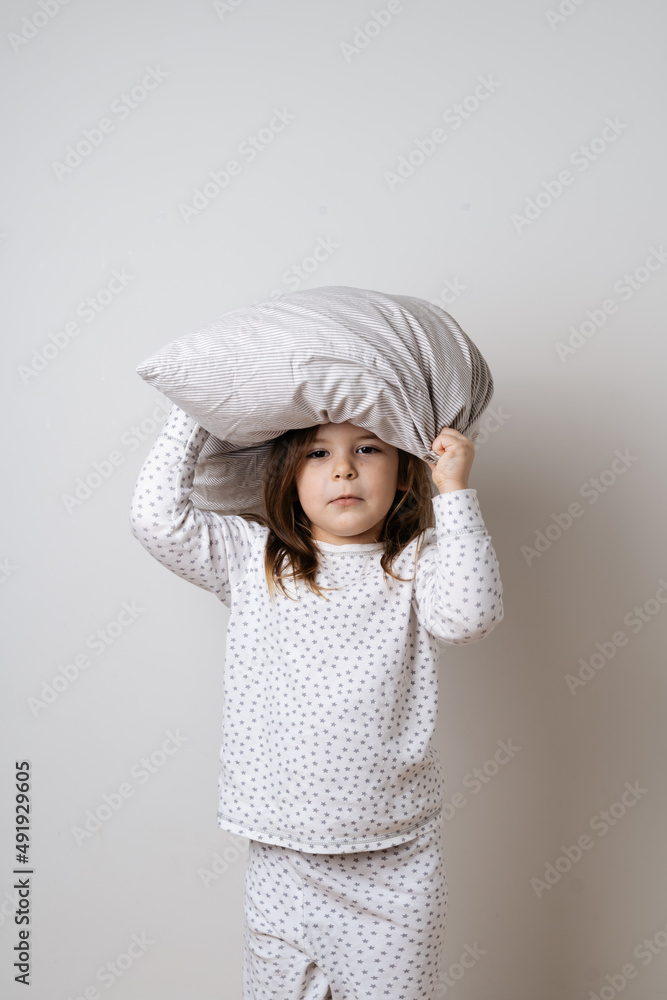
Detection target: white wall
<box><xmin>3</xmin><ymin>1</ymin><xmax>666</xmax><ymax>997</ymax></box>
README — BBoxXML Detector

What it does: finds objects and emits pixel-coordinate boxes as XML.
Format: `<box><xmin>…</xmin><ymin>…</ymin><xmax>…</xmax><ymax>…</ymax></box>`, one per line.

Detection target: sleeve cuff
<box><xmin>431</xmin><ymin>489</ymin><xmax>488</xmax><ymax>536</ymax></box>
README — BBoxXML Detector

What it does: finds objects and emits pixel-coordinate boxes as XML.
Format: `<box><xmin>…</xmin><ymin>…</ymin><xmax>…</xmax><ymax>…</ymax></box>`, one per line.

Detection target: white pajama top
<box><xmin>129</xmin><ymin>404</ymin><xmax>504</xmax><ymax>854</ymax></box>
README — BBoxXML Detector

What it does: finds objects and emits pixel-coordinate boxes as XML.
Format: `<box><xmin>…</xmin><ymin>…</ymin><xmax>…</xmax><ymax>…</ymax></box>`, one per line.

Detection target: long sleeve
<box><xmin>129</xmin><ymin>403</ymin><xmax>265</xmax><ymax>607</ymax></box>
<box><xmin>412</xmin><ymin>488</ymin><xmax>503</xmax><ymax>644</ymax></box>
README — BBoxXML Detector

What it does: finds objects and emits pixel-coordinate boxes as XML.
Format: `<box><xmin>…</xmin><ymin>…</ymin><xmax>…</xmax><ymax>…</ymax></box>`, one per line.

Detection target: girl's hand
<box><xmin>426</xmin><ymin>427</ymin><xmax>475</xmax><ymax>493</ymax></box>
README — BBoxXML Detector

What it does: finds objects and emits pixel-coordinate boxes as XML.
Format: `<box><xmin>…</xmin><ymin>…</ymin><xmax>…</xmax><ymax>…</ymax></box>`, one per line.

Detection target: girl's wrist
<box><xmin>438</xmin><ymin>482</ymin><xmax>470</xmax><ymax>494</ymax></box>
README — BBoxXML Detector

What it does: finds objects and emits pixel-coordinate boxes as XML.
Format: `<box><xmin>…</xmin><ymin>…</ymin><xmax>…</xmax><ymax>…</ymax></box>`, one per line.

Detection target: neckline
<box><xmin>313</xmin><ymin>539</ymin><xmax>384</xmax><ymax>553</ymax></box>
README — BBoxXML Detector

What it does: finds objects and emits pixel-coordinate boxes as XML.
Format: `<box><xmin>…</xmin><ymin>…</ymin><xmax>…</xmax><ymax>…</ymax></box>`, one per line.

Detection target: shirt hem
<box><xmin>216</xmin><ymin>806</ymin><xmax>443</xmax><ymax>854</ymax></box>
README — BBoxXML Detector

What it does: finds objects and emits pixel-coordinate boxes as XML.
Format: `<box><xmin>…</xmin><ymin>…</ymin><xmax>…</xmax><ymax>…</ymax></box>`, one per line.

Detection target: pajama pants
<box><xmin>241</xmin><ymin>813</ymin><xmax>448</xmax><ymax>999</ymax></box>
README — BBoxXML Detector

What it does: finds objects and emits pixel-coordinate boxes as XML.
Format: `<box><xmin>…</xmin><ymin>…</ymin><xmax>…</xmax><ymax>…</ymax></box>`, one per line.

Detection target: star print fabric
<box><xmin>129</xmin><ymin>404</ymin><xmax>503</xmax><ymax>854</ymax></box>
<box><xmin>241</xmin><ymin>812</ymin><xmax>448</xmax><ymax>999</ymax></box>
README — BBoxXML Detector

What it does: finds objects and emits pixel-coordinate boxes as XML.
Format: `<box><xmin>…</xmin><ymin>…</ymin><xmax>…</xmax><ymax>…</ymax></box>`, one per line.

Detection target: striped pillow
<box><xmin>135</xmin><ymin>285</ymin><xmax>494</xmax><ymax>517</ymax></box>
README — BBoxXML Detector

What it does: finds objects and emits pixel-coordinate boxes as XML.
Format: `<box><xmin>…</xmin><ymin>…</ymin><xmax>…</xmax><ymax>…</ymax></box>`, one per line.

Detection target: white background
<box><xmin>2</xmin><ymin>0</ymin><xmax>667</xmax><ymax>997</ymax></box>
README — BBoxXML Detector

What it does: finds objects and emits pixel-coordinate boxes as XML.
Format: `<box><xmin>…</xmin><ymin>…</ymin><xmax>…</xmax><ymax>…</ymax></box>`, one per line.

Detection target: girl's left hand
<box><xmin>425</xmin><ymin>427</ymin><xmax>475</xmax><ymax>493</ymax></box>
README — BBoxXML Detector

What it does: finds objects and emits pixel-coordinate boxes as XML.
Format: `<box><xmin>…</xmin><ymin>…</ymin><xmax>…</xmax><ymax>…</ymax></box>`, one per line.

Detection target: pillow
<box><xmin>135</xmin><ymin>285</ymin><xmax>494</xmax><ymax>517</ymax></box>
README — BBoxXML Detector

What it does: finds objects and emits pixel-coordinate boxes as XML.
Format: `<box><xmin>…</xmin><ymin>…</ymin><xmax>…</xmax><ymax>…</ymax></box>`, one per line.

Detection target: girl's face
<box><xmin>295</xmin><ymin>421</ymin><xmax>403</xmax><ymax>545</ymax></box>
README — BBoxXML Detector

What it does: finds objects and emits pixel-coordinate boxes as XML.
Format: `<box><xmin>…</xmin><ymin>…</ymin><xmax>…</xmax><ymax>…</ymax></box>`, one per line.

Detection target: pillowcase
<box><xmin>135</xmin><ymin>285</ymin><xmax>494</xmax><ymax>517</ymax></box>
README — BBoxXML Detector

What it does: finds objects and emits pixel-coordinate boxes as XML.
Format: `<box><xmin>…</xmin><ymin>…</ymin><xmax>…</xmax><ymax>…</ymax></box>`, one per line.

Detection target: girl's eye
<box><xmin>306</xmin><ymin>447</ymin><xmax>379</xmax><ymax>459</ymax></box>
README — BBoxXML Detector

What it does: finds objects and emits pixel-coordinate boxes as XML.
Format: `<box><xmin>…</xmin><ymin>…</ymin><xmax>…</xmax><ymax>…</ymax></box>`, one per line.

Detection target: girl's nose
<box><xmin>333</xmin><ymin>465</ymin><xmax>355</xmax><ymax>478</ymax></box>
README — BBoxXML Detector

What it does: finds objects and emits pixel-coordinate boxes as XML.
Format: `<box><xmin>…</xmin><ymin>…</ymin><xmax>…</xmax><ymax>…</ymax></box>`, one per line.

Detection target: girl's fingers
<box><xmin>432</xmin><ymin>428</ymin><xmax>473</xmax><ymax>450</ymax></box>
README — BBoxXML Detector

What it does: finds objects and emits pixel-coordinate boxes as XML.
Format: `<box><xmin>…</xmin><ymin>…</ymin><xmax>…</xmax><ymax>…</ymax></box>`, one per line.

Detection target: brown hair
<box><xmin>255</xmin><ymin>424</ymin><xmax>436</xmax><ymax>603</ymax></box>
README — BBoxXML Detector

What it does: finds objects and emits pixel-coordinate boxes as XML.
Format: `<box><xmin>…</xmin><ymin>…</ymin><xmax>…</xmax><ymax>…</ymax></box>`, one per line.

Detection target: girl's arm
<box><xmin>412</xmin><ymin>488</ymin><xmax>503</xmax><ymax>644</ymax></box>
<box><xmin>129</xmin><ymin>403</ymin><xmax>264</xmax><ymax>607</ymax></box>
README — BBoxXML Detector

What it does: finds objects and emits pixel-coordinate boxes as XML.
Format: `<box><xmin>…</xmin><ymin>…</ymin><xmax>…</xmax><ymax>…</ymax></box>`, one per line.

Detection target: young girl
<box><xmin>130</xmin><ymin>401</ymin><xmax>503</xmax><ymax>1000</ymax></box>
